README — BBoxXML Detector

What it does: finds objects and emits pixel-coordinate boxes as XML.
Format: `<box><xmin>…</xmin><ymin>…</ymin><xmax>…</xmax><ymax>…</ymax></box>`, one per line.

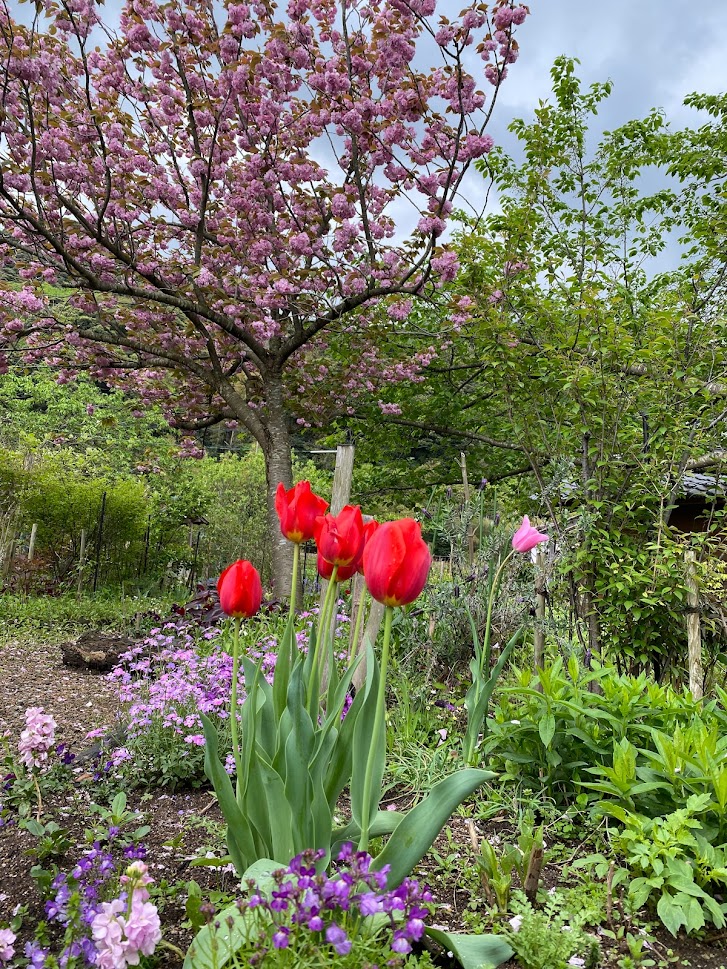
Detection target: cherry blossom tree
<box><xmin>0</xmin><ymin>0</ymin><xmax>528</xmax><ymax>588</ymax></box>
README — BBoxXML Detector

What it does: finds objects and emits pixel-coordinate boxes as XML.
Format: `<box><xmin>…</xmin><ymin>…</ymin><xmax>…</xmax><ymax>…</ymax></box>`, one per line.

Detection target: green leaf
<box><xmin>539</xmin><ymin>711</ymin><xmax>556</xmax><ymax>748</ymax></box>
<box><xmin>425</xmin><ymin>928</ymin><xmax>513</xmax><ymax>969</ymax></box>
<box><xmin>657</xmin><ymin>892</ymin><xmax>686</xmax><ymax>937</ymax></box>
<box><xmin>241</xmin><ymin>858</ymin><xmax>282</xmax><ymax>898</ymax></box>
<box><xmin>331</xmin><ymin>811</ymin><xmax>405</xmax><ymax>857</ymax></box>
<box><xmin>372</xmin><ymin>768</ymin><xmax>494</xmax><ymax>888</ymax></box>
<box><xmin>200</xmin><ymin>713</ymin><xmax>253</xmax><ymax>875</ymax></box>
<box><xmin>183</xmin><ymin>903</ymin><xmax>251</xmax><ymax>969</ymax></box>
<box><xmin>350</xmin><ymin>642</ymin><xmax>383</xmax><ymax>828</ymax></box>
<box><xmin>272</xmin><ymin>616</ymin><xmax>296</xmax><ymax>723</ymax></box>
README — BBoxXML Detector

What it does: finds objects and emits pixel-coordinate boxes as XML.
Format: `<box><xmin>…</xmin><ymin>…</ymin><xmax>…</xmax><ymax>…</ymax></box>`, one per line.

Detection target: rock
<box><xmin>60</xmin><ymin>631</ymin><xmax>135</xmax><ymax>672</ymax></box>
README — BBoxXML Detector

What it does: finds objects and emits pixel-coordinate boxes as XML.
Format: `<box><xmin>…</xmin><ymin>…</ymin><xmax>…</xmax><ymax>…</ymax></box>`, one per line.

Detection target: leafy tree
<box><xmin>352</xmin><ymin>58</ymin><xmax>727</xmax><ymax>674</ymax></box>
<box><xmin>0</xmin><ymin>0</ymin><xmax>529</xmax><ymax>588</ymax></box>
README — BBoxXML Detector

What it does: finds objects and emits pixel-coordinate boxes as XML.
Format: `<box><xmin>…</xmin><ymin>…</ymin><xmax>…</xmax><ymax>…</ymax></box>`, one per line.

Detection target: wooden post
<box><xmin>459</xmin><ymin>452</ymin><xmax>475</xmax><ymax>567</ymax></box>
<box><xmin>27</xmin><ymin>523</ymin><xmax>38</xmax><ymax>562</ymax></box>
<box><xmin>685</xmin><ymin>550</ymin><xmax>703</xmax><ymax>700</ymax></box>
<box><xmin>77</xmin><ymin>528</ymin><xmax>87</xmax><ymax>597</ymax></box>
<box><xmin>352</xmin><ymin>599</ymin><xmax>385</xmax><ymax>693</ymax></box>
<box><xmin>534</xmin><ymin>547</ymin><xmax>546</xmax><ymax>682</ymax></box>
<box><xmin>93</xmin><ymin>491</ymin><xmax>107</xmax><ymax>594</ymax></box>
<box><xmin>318</xmin><ymin>443</ymin><xmax>355</xmax><ymax>620</ymax></box>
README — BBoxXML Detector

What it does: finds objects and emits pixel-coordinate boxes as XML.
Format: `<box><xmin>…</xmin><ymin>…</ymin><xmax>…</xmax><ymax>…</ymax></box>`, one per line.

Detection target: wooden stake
<box><xmin>27</xmin><ymin>523</ymin><xmax>38</xmax><ymax>562</ymax></box>
<box><xmin>523</xmin><ymin>843</ymin><xmax>544</xmax><ymax>905</ymax></box>
<box><xmin>319</xmin><ymin>444</ymin><xmax>356</xmax><ymax>684</ymax></box>
<box><xmin>77</xmin><ymin>528</ymin><xmax>87</xmax><ymax>597</ymax></box>
<box><xmin>685</xmin><ymin>550</ymin><xmax>703</xmax><ymax>700</ymax></box>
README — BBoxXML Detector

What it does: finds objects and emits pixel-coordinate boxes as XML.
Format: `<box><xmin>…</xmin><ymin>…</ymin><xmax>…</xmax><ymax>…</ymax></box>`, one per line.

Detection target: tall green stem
<box><xmin>230</xmin><ymin>617</ymin><xmax>243</xmax><ymax>802</ymax></box>
<box><xmin>359</xmin><ymin>604</ymin><xmax>393</xmax><ymax>853</ymax></box>
<box><xmin>288</xmin><ymin>543</ymin><xmax>300</xmax><ymax>629</ymax></box>
<box><xmin>350</xmin><ymin>581</ymin><xmax>368</xmax><ymax>664</ymax></box>
<box><xmin>482</xmin><ymin>549</ymin><xmax>515</xmax><ymax>677</ymax></box>
<box><xmin>307</xmin><ymin>568</ymin><xmax>338</xmax><ymax>706</ymax></box>
<box><xmin>317</xmin><ymin>568</ymin><xmax>339</xmax><ymax>683</ymax></box>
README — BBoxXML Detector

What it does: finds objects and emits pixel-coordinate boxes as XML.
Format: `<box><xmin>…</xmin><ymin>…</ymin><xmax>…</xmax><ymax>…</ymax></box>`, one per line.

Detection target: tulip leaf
<box><xmin>183</xmin><ymin>903</ymin><xmax>252</xmax><ymax>969</ymax></box>
<box><xmin>372</xmin><ymin>768</ymin><xmax>494</xmax><ymax>888</ymax></box>
<box><xmin>324</xmin><ymin>673</ymin><xmax>366</xmax><ymax>809</ymax></box>
<box><xmin>273</xmin><ymin>615</ymin><xmax>296</xmax><ymax>722</ymax></box>
<box><xmin>425</xmin><ymin>928</ymin><xmax>513</xmax><ymax>969</ymax></box>
<box><xmin>349</xmin><ymin>642</ymin><xmax>383</xmax><ymax>829</ymax></box>
<box><xmin>283</xmin><ymin>663</ymin><xmax>316</xmax><ymax>846</ymax></box>
<box><xmin>200</xmin><ymin>713</ymin><xmax>254</xmax><ymax>875</ymax></box>
<box><xmin>242</xmin><ymin>655</ymin><xmax>276</xmax><ymax>758</ymax></box>
<box><xmin>330</xmin><ymin>811</ymin><xmax>405</xmax><ymax>857</ymax></box>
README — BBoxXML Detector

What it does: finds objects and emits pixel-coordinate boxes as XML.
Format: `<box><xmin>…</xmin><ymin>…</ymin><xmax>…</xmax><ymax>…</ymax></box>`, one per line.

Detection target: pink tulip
<box><xmin>511</xmin><ymin>516</ymin><xmax>549</xmax><ymax>554</ymax></box>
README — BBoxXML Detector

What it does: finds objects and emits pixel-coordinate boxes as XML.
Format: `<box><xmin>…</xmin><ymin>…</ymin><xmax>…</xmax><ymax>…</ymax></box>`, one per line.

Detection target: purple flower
<box><xmin>24</xmin><ymin>941</ymin><xmax>48</xmax><ymax>967</ymax></box>
<box><xmin>272</xmin><ymin>927</ymin><xmax>290</xmax><ymax>949</ymax></box>
<box><xmin>325</xmin><ymin>924</ymin><xmax>351</xmax><ymax>956</ymax></box>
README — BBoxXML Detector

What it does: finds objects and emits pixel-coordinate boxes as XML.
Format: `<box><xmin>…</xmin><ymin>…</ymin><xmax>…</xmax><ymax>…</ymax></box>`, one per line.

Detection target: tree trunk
<box><xmin>264</xmin><ymin>412</ymin><xmax>295</xmax><ymax>597</ymax></box>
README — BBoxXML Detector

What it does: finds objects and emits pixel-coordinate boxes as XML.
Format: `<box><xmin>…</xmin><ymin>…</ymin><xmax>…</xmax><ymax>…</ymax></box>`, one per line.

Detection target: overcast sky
<box><xmin>491</xmin><ymin>0</ymin><xmax>727</xmax><ymax>140</ymax></box>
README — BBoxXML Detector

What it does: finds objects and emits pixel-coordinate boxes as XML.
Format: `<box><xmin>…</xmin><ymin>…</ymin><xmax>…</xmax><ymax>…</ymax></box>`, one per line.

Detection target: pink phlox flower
<box><xmin>18</xmin><ymin>706</ymin><xmax>56</xmax><ymax>770</ymax></box>
<box><xmin>0</xmin><ymin>928</ymin><xmax>16</xmax><ymax>962</ymax></box>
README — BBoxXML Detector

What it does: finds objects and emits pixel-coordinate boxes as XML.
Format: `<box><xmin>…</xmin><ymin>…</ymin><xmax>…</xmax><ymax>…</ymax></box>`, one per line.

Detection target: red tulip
<box><xmin>317</xmin><ymin>551</ymin><xmax>358</xmax><ymax>583</ymax></box>
<box><xmin>314</xmin><ymin>505</ymin><xmax>365</xmax><ymax>568</ymax></box>
<box><xmin>356</xmin><ymin>519</ymin><xmax>379</xmax><ymax>575</ymax></box>
<box><xmin>363</xmin><ymin>518</ymin><xmax>432</xmax><ymax>607</ymax></box>
<box><xmin>275</xmin><ymin>480</ymin><xmax>329</xmax><ymax>544</ymax></box>
<box><xmin>217</xmin><ymin>560</ymin><xmax>263</xmax><ymax>618</ymax></box>
<box><xmin>511</xmin><ymin>515</ymin><xmax>549</xmax><ymax>554</ymax></box>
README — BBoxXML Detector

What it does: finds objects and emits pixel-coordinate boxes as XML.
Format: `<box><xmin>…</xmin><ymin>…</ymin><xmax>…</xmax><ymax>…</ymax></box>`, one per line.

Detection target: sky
<box><xmin>491</xmin><ymin>0</ymin><xmax>727</xmax><ymax>140</ymax></box>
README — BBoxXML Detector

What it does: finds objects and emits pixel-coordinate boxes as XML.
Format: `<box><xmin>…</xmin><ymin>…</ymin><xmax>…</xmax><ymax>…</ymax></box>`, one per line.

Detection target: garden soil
<box><xmin>1</xmin><ymin>637</ymin><xmax>727</xmax><ymax>968</ymax></box>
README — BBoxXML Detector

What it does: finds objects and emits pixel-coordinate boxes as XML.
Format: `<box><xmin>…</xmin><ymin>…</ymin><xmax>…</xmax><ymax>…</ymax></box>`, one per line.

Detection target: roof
<box><xmin>680</xmin><ymin>473</ymin><xmax>726</xmax><ymax>500</ymax></box>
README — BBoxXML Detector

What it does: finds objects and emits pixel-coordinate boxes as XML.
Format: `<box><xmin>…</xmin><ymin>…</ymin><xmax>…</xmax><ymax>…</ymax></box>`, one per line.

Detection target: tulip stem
<box><xmin>288</xmin><ymin>543</ymin><xmax>300</xmax><ymax>630</ymax></box>
<box><xmin>482</xmin><ymin>548</ymin><xmax>514</xmax><ymax>679</ymax></box>
<box><xmin>230</xmin><ymin>617</ymin><xmax>243</xmax><ymax>802</ymax></box>
<box><xmin>308</xmin><ymin>568</ymin><xmax>338</xmax><ymax>710</ymax></box>
<box><xmin>350</xmin><ymin>581</ymin><xmax>368</xmax><ymax>667</ymax></box>
<box><xmin>359</xmin><ymin>604</ymin><xmax>393</xmax><ymax>854</ymax></box>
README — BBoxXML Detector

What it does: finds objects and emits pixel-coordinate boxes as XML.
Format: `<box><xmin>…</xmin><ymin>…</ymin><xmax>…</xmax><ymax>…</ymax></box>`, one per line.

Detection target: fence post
<box><xmin>93</xmin><ymin>491</ymin><xmax>107</xmax><ymax>594</ymax></box>
<box><xmin>77</xmin><ymin>528</ymin><xmax>87</xmax><ymax>597</ymax></box>
<box><xmin>27</xmin><ymin>523</ymin><xmax>38</xmax><ymax>562</ymax></box>
<box><xmin>685</xmin><ymin>550</ymin><xmax>703</xmax><ymax>700</ymax></box>
<box><xmin>318</xmin><ymin>443</ymin><xmax>355</xmax><ymax>617</ymax></box>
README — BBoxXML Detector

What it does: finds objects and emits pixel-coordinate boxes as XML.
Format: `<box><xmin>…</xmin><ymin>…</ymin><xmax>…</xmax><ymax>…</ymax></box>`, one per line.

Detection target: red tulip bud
<box><xmin>314</xmin><ymin>505</ymin><xmax>365</xmax><ymax>568</ymax></box>
<box><xmin>363</xmin><ymin>518</ymin><xmax>432</xmax><ymax>607</ymax></box>
<box><xmin>356</xmin><ymin>519</ymin><xmax>379</xmax><ymax>575</ymax></box>
<box><xmin>275</xmin><ymin>480</ymin><xmax>329</xmax><ymax>544</ymax></box>
<box><xmin>217</xmin><ymin>560</ymin><xmax>262</xmax><ymax>618</ymax></box>
<box><xmin>317</xmin><ymin>551</ymin><xmax>358</xmax><ymax>583</ymax></box>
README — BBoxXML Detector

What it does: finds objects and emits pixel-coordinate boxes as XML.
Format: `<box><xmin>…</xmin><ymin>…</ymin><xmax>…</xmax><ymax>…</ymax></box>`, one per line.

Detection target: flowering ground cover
<box><xmin>2</xmin><ymin>620</ymin><xmax>727</xmax><ymax>968</ymax></box>
<box><xmin>3</xmin><ymin>492</ymin><xmax>727</xmax><ymax>969</ymax></box>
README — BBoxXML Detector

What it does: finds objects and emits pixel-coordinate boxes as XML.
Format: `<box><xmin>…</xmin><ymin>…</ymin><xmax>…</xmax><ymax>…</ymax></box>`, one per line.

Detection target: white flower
<box><xmin>509</xmin><ymin>915</ymin><xmax>523</xmax><ymax>932</ymax></box>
